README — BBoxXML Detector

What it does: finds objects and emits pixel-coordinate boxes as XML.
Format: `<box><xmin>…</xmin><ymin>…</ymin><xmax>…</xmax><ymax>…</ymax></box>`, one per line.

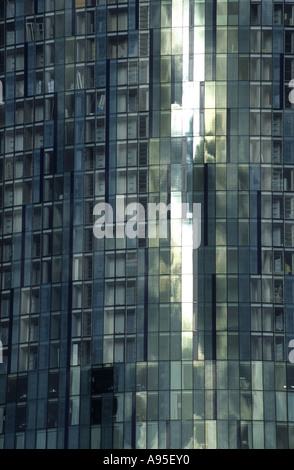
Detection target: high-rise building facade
<box><xmin>1</xmin><ymin>0</ymin><xmax>294</xmax><ymax>450</ymax></box>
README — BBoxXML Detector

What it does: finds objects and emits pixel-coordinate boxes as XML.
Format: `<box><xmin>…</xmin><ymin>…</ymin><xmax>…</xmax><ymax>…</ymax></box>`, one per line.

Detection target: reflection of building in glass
<box><xmin>1</xmin><ymin>0</ymin><xmax>294</xmax><ymax>450</ymax></box>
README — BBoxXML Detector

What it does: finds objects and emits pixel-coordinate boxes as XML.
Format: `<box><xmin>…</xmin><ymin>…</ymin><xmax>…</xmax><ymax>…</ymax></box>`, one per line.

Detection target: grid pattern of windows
<box><xmin>1</xmin><ymin>0</ymin><xmax>294</xmax><ymax>450</ymax></box>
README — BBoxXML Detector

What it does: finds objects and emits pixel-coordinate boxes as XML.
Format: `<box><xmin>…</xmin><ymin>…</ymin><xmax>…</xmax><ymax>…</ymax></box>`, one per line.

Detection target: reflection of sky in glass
<box><xmin>168</xmin><ymin>2</ymin><xmax>205</xmax><ymax>360</ymax></box>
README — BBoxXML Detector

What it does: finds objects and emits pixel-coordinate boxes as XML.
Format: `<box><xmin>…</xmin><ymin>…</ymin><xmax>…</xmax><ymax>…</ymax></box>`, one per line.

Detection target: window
<box><xmin>108</xmin><ymin>36</ymin><xmax>127</xmax><ymax>59</ymax></box>
<box><xmin>250</xmin><ymin>3</ymin><xmax>261</xmax><ymax>25</ymax></box>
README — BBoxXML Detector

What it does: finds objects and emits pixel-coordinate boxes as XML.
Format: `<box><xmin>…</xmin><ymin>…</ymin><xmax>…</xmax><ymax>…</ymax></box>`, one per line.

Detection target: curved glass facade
<box><xmin>0</xmin><ymin>0</ymin><xmax>294</xmax><ymax>450</ymax></box>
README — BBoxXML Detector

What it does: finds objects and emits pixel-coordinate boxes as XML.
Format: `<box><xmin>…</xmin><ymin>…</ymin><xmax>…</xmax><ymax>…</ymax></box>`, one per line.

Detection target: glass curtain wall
<box><xmin>0</xmin><ymin>0</ymin><xmax>294</xmax><ymax>450</ymax></box>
